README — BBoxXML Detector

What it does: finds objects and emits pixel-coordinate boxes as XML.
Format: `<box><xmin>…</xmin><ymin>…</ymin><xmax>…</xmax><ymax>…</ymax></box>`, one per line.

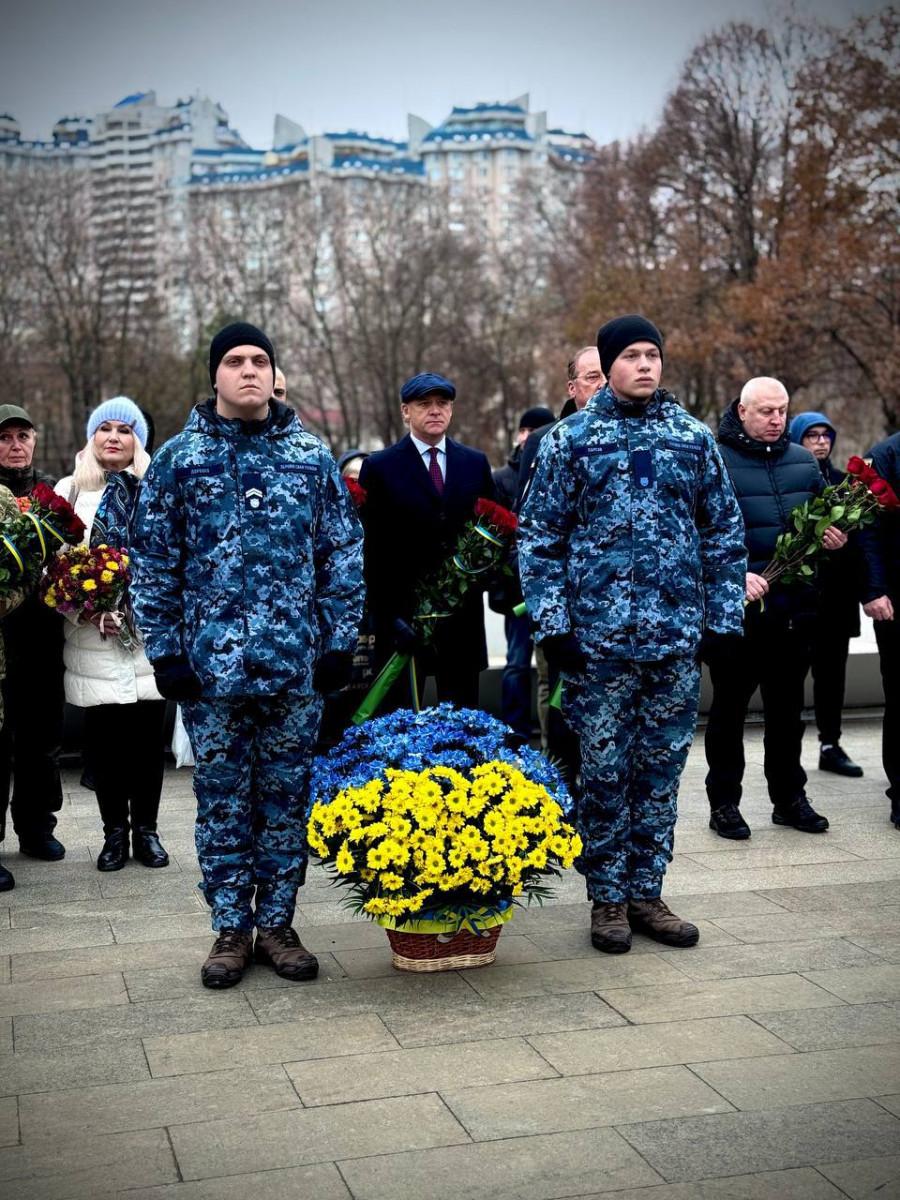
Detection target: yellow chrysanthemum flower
<box><xmin>81</xmin><ymin>579</ymin><xmax>97</xmax><ymax>591</ymax></box>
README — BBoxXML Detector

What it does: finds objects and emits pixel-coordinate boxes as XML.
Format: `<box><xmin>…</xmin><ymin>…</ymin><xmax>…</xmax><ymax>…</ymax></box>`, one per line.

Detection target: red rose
<box><xmin>474</xmin><ymin>498</ymin><xmax>518</xmax><ymax>536</ymax></box>
<box><xmin>846</xmin><ymin>456</ymin><xmax>866</xmax><ymax>476</ymax></box>
<box><xmin>870</xmin><ymin>478</ymin><xmax>888</xmax><ymax>495</ymax></box>
<box><xmin>344</xmin><ymin>478</ymin><xmax>367</xmax><ymax>509</ymax></box>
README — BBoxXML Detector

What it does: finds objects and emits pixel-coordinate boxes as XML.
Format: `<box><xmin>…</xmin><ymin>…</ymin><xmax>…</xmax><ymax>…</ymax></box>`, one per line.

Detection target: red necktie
<box><xmin>428</xmin><ymin>446</ymin><xmax>444</xmax><ymax>496</ymax></box>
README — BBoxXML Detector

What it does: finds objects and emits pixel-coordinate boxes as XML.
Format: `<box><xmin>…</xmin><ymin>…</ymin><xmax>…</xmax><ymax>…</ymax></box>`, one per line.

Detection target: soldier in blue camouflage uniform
<box><xmin>132</xmin><ymin>323</ymin><xmax>363</xmax><ymax>988</ymax></box>
<box><xmin>519</xmin><ymin>315</ymin><xmax>746</xmax><ymax>953</ymax></box>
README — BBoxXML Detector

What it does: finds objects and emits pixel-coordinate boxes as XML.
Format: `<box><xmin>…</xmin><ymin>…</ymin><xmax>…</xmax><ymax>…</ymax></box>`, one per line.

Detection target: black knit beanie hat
<box><xmin>209</xmin><ymin>322</ymin><xmax>276</xmax><ymax>388</ymax></box>
<box><xmin>596</xmin><ymin>315</ymin><xmax>663</xmax><ymax>378</ymax></box>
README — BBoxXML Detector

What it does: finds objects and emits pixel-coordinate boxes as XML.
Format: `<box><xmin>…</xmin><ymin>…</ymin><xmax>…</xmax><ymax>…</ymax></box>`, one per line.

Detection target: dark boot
<box><xmin>772</xmin><ymin>794</ymin><xmax>829</xmax><ymax>833</ymax></box>
<box><xmin>97</xmin><ymin>828</ymin><xmax>129</xmax><ymax>871</ymax></box>
<box><xmin>628</xmin><ymin>897</ymin><xmax>700</xmax><ymax>947</ymax></box>
<box><xmin>819</xmin><ymin>744</ymin><xmax>863</xmax><ymax>778</ymax></box>
<box><xmin>709</xmin><ymin>804</ymin><xmax>751</xmax><ymax>840</ymax></box>
<box><xmin>0</xmin><ymin>859</ymin><xmax>13</xmax><ymax>891</ymax></box>
<box><xmin>590</xmin><ymin>902</ymin><xmax>632</xmax><ymax>954</ymax></box>
<box><xmin>255</xmin><ymin>927</ymin><xmax>319</xmax><ymax>980</ymax></box>
<box><xmin>132</xmin><ymin>827</ymin><xmax>169</xmax><ymax>868</ymax></box>
<box><xmin>18</xmin><ymin>832</ymin><xmax>66</xmax><ymax>861</ymax></box>
<box><xmin>201</xmin><ymin>930</ymin><xmax>253</xmax><ymax>989</ymax></box>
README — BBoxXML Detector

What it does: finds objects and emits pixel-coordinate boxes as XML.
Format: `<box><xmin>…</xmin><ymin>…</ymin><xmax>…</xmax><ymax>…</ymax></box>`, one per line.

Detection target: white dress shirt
<box><xmin>410</xmin><ymin>434</ymin><xmax>447</xmax><ymax>481</ymax></box>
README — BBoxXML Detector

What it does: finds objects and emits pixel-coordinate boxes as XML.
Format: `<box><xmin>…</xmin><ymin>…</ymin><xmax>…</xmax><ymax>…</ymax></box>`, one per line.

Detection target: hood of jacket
<box><xmin>789</xmin><ymin>410</ymin><xmax>837</xmax><ymax>451</ymax></box>
<box><xmin>188</xmin><ymin>397</ymin><xmax>297</xmax><ymax>440</ymax></box>
<box><xmin>718</xmin><ymin>398</ymin><xmax>792</xmax><ymax>457</ymax></box>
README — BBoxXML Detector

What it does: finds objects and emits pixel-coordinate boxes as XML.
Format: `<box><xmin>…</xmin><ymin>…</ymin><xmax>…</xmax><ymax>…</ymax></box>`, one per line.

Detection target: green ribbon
<box><xmin>0</xmin><ymin>535</ymin><xmax>23</xmax><ymax>574</ymax></box>
<box><xmin>373</xmin><ymin>901</ymin><xmax>514</xmax><ymax>935</ymax></box>
<box><xmin>351</xmin><ymin>650</ymin><xmax>412</xmax><ymax>725</ymax></box>
<box><xmin>512</xmin><ymin>601</ymin><xmax>528</xmax><ymax>618</ymax></box>
<box><xmin>549</xmin><ymin>679</ymin><xmax>563</xmax><ymax>710</ymax></box>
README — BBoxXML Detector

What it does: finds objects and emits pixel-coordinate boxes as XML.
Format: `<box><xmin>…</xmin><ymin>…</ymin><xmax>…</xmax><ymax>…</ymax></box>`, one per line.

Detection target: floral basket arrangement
<box><xmin>41</xmin><ymin>543</ymin><xmax>137</xmax><ymax>649</ymax></box>
<box><xmin>308</xmin><ymin>705</ymin><xmax>580</xmax><ymax>971</ymax></box>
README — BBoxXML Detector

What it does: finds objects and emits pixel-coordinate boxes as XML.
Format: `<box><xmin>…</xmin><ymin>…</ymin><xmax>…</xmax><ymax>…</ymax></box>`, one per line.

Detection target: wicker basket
<box><xmin>386</xmin><ymin>925</ymin><xmax>502</xmax><ymax>972</ymax></box>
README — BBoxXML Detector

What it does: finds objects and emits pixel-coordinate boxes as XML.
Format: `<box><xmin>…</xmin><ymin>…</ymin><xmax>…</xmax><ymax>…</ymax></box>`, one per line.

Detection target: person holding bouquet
<box><xmin>704</xmin><ymin>379</ymin><xmax>847</xmax><ymax>840</ymax></box>
<box><xmin>54</xmin><ymin>398</ymin><xmax>170</xmax><ymax>873</ymax></box>
<box><xmin>0</xmin><ymin>483</ymin><xmax>26</xmax><ymax>890</ymax></box>
<box><xmin>519</xmin><ymin>315</ymin><xmax>747</xmax><ymax>955</ymax></box>
<box><xmin>131</xmin><ymin>323</ymin><xmax>363</xmax><ymax>989</ymax></box>
<box><xmin>0</xmin><ymin>404</ymin><xmax>67</xmax><ymax>868</ymax></box>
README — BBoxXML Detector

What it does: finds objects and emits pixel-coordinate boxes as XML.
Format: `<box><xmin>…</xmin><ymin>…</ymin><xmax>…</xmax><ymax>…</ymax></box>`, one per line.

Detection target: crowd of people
<box><xmin>1</xmin><ymin>314</ymin><xmax>898</xmax><ymax>987</ymax></box>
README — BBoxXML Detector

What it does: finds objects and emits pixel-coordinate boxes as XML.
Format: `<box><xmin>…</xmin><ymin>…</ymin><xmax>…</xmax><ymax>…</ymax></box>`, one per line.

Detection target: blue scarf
<box><xmin>90</xmin><ymin>471</ymin><xmax>140</xmax><ymax>550</ymax></box>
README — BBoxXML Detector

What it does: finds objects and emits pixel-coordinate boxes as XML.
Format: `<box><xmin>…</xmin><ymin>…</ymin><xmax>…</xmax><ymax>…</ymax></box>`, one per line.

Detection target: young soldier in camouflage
<box><xmin>519</xmin><ymin>315</ymin><xmax>746</xmax><ymax>953</ymax></box>
<box><xmin>132</xmin><ymin>323</ymin><xmax>363</xmax><ymax>988</ymax></box>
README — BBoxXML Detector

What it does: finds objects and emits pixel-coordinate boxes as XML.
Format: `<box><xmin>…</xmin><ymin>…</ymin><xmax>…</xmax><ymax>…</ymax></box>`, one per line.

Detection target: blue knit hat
<box><xmin>86</xmin><ymin>397</ymin><xmax>149</xmax><ymax>449</ymax></box>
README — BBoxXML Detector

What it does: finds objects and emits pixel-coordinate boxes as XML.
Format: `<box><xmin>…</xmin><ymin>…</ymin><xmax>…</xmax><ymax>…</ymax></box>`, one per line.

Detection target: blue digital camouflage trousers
<box><xmin>181</xmin><ymin>693</ymin><xmax>323</xmax><ymax>931</ymax></box>
<box><xmin>564</xmin><ymin>655</ymin><xmax>699</xmax><ymax>903</ymax></box>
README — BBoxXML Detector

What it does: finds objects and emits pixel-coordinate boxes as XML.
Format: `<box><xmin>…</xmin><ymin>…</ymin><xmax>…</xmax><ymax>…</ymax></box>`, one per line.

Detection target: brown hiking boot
<box><xmin>201</xmin><ymin>930</ymin><xmax>253</xmax><ymax>989</ymax></box>
<box><xmin>628</xmin><ymin>898</ymin><xmax>699</xmax><ymax>947</ymax></box>
<box><xmin>590</xmin><ymin>901</ymin><xmax>632</xmax><ymax>954</ymax></box>
<box><xmin>255</xmin><ymin>926</ymin><xmax>319</xmax><ymax>981</ymax></box>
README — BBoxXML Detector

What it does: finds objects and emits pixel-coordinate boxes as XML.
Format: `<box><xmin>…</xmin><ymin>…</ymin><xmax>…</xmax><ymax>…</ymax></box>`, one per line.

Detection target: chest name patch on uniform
<box><xmin>242</xmin><ymin>471</ymin><xmax>265</xmax><ymax>511</ymax></box>
<box><xmin>174</xmin><ymin>463</ymin><xmax>225</xmax><ymax>481</ymax></box>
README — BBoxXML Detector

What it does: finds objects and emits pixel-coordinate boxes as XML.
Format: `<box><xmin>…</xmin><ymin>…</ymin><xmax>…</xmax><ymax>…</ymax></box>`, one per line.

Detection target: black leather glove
<box><xmin>539</xmin><ymin>632</ymin><xmax>587</xmax><ymax>676</ymax></box>
<box><xmin>698</xmin><ymin>631</ymin><xmax>743</xmax><ymax>669</ymax></box>
<box><xmin>391</xmin><ymin>617</ymin><xmax>422</xmax><ymax>655</ymax></box>
<box><xmin>152</xmin><ymin>654</ymin><xmax>203</xmax><ymax>702</ymax></box>
<box><xmin>313</xmin><ymin>650</ymin><xmax>354</xmax><ymax>694</ymax></box>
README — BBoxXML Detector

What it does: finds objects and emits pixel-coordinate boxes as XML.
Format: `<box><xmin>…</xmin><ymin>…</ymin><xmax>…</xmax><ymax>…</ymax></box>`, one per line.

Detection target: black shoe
<box><xmin>891</xmin><ymin>809</ymin><xmax>900</xmax><ymax>830</ymax></box>
<box><xmin>709</xmin><ymin>804</ymin><xmax>751</xmax><ymax>840</ymax></box>
<box><xmin>0</xmin><ymin>861</ymin><xmax>13</xmax><ymax>891</ymax></box>
<box><xmin>97</xmin><ymin>828</ymin><xmax>129</xmax><ymax>871</ymax></box>
<box><xmin>18</xmin><ymin>834</ymin><xmax>66</xmax><ymax>861</ymax></box>
<box><xmin>819</xmin><ymin>744</ymin><xmax>863</xmax><ymax>778</ymax></box>
<box><xmin>772</xmin><ymin>795</ymin><xmax>829</xmax><ymax>833</ymax></box>
<box><xmin>132</xmin><ymin>828</ymin><xmax>169</xmax><ymax>869</ymax></box>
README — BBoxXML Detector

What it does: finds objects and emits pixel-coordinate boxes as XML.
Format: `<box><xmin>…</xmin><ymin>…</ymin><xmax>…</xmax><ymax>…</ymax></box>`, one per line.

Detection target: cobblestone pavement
<box><xmin>2</xmin><ymin>718</ymin><xmax>900</xmax><ymax>1199</ymax></box>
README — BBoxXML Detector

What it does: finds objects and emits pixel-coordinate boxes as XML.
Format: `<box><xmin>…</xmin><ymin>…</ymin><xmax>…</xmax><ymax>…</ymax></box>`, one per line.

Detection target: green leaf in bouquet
<box><xmin>829</xmin><ymin>506</ymin><xmax>845</xmax><ymax>522</ymax></box>
<box><xmin>814</xmin><ymin>515</ymin><xmax>832</xmax><ymax>537</ymax></box>
<box><xmin>800</xmin><ymin>564</ymin><xmax>814</xmax><ymax>576</ymax></box>
<box><xmin>793</xmin><ymin>511</ymin><xmax>806</xmax><ymax>532</ymax></box>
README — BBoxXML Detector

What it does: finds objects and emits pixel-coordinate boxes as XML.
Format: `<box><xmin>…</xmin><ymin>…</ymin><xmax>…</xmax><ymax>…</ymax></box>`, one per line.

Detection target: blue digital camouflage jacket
<box><xmin>131</xmin><ymin>400</ymin><xmax>364</xmax><ymax>697</ymax></box>
<box><xmin>518</xmin><ymin>386</ymin><xmax>746</xmax><ymax>662</ymax></box>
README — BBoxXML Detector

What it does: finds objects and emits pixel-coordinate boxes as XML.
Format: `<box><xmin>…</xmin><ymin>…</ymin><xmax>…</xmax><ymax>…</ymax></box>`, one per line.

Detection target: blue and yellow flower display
<box><xmin>308</xmin><ymin>706</ymin><xmax>581</xmax><ymax>932</ymax></box>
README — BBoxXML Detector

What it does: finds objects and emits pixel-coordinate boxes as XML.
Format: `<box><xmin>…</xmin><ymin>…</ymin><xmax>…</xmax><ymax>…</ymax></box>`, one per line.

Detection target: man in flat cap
<box><xmin>519</xmin><ymin>315</ymin><xmax>746</xmax><ymax>954</ymax></box>
<box><xmin>132</xmin><ymin>322</ymin><xmax>363</xmax><ymax>989</ymax></box>
<box><xmin>359</xmin><ymin>372</ymin><xmax>496</xmax><ymax>709</ymax></box>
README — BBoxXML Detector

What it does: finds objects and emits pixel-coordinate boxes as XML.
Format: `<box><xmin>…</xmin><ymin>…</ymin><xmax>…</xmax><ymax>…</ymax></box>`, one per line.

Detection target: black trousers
<box><xmin>705</xmin><ymin>619</ymin><xmax>811</xmax><ymax>809</ymax></box>
<box><xmin>0</xmin><ymin>649</ymin><xmax>64</xmax><ymax>843</ymax></box>
<box><xmin>82</xmin><ymin>701</ymin><xmax>167</xmax><ymax>833</ymax></box>
<box><xmin>810</xmin><ymin>633</ymin><xmax>851</xmax><ymax>746</ymax></box>
<box><xmin>874</xmin><ymin>619</ymin><xmax>900</xmax><ymax>811</ymax></box>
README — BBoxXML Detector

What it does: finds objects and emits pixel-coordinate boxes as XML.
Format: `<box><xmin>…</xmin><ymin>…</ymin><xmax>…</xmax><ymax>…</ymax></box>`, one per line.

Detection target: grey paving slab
<box><xmin>693</xmin><ymin>1043</ymin><xmax>900</xmax><ymax>1109</ymax></box>
<box><xmin>287</xmin><ymin>1036</ymin><xmax>555</xmax><ymax>1105</ymax></box>
<box><xmin>441</xmin><ymin>1065</ymin><xmax>732</xmax><ymax>1139</ymax></box>
<box><xmin>10</xmin><ymin>936</ymin><xmax>214</xmax><ymax>982</ymax></box>
<box><xmin>10</xmin><ymin>891</ymin><xmax>205</xmax><ymax>926</ymax></box>
<box><xmin>618</xmin><ymin>1099</ymin><xmax>900</xmax><ymax>1182</ymax></box>
<box><xmin>663</xmin><ymin>857</ymin><xmax>900</xmax><ymax>897</ymax></box>
<box><xmin>0</xmin><ymin>956</ymin><xmax>7</xmax><ymax>985</ymax></box>
<box><xmin>0</xmin><ymin>970</ymin><xmax>127</xmax><ymax>1017</ymax></box>
<box><xmin>0</xmin><ymin>1096</ymin><xmax>17</xmax><ymax>1147</ymax></box>
<box><xmin>805</xmin><ymin>963</ymin><xmax>900</xmax><ymax>1003</ymax></box>
<box><xmin>297</xmin><ymin>919</ymin><xmax>391</xmax><ymax>952</ymax></box>
<box><xmin>584</xmin><ymin>1168</ymin><xmax>849</xmax><ymax>1199</ymax></box>
<box><xmin>123</xmin><ymin>952</ymin><xmax>347</xmax><ymax>1000</ymax></box>
<box><xmin>507</xmin><ymin>921</ymin><xmax>741</xmax><ymax>962</ymax></box>
<box><xmin>0</xmin><ymin>878</ymin><xmax>102</xmax><ymax>907</ymax></box>
<box><xmin>656</xmin><ymin>938</ymin><xmax>881</xmax><ymax>982</ymax></box>
<box><xmin>682</xmin><ymin>844</ymin><xmax>865</xmax><ymax>870</ymax></box>
<box><xmin>0</xmin><ymin>1127</ymin><xmax>178</xmax><ymax>1199</ymax></box>
<box><xmin>598</xmin><ymin>973</ymin><xmax>846</xmax><ymax>1024</ymax></box>
<box><xmin>381</xmin><ymin>991</ymin><xmax>626</xmax><ymax>1047</ymax></box>
<box><xmin>246</xmin><ymin>970</ymin><xmax>478</xmax><ymax>1023</ymax></box>
<box><xmin>711</xmin><ymin>908</ymin><xmax>900</xmax><ymax>943</ymax></box>
<box><xmin>0</xmin><ymin>917</ymin><xmax>114</xmax><ymax>954</ymax></box>
<box><xmin>143</xmin><ymin>1013</ymin><xmax>397</xmax><ymax>1076</ymax></box>
<box><xmin>168</xmin><ymin>1093</ymin><xmax>469</xmax><ymax>1180</ymax></box>
<box><xmin>875</xmin><ymin>1094</ymin><xmax>900</xmax><ymax>1117</ymax></box>
<box><xmin>819</xmin><ymin>1155</ymin><xmax>900</xmax><ymax>1199</ymax></box>
<box><xmin>462</xmin><ymin>954</ymin><xmax>690</xmax><ymax>1001</ymax></box>
<box><xmin>19</xmin><ymin>1064</ymin><xmax>301</xmax><ymax>1140</ymax></box>
<box><xmin>13</xmin><ymin>992</ymin><xmax>258</xmax><ymax>1053</ymax></box>
<box><xmin>759</xmin><ymin>881</ymin><xmax>900</xmax><ymax>911</ymax></box>
<box><xmin>110</xmin><ymin>912</ymin><xmax>217</xmax><ymax>943</ymax></box>
<box><xmin>98</xmin><ymin>873</ymin><xmax>202</xmax><ymax>899</ymax></box>
<box><xmin>528</xmin><ymin>1015</ymin><xmax>792</xmax><ymax>1075</ymax></box>
<box><xmin>0</xmin><ymin>1016</ymin><xmax>11</xmax><ymax>1054</ymax></box>
<box><xmin>0</xmin><ymin>1039</ymin><xmax>151</xmax><ymax>1097</ymax></box>
<box><xmin>847</xmin><ymin>933</ymin><xmax>900</xmax><ymax>962</ymax></box>
<box><xmin>751</xmin><ymin>1001</ymin><xmax>900</xmax><ymax>1051</ymax></box>
<box><xmin>101</xmin><ymin>1163</ymin><xmax>352</xmax><ymax>1200</ymax></box>
<box><xmin>335</xmin><ymin>1127</ymin><xmax>662</xmax><ymax>1199</ymax></box>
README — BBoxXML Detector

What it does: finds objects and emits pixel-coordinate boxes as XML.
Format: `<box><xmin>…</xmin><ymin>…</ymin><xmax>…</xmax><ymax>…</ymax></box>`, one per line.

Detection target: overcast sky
<box><xmin>2</xmin><ymin>0</ymin><xmax>884</xmax><ymax>149</ymax></box>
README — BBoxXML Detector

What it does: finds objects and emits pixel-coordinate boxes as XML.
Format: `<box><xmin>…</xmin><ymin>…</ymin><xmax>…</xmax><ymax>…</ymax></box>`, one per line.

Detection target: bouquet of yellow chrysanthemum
<box><xmin>307</xmin><ymin>707</ymin><xmax>580</xmax><ymax>962</ymax></box>
<box><xmin>41</xmin><ymin>543</ymin><xmax>137</xmax><ymax>649</ymax></box>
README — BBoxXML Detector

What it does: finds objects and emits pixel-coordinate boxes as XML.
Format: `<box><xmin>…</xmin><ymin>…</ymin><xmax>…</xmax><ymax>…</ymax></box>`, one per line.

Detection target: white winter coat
<box><xmin>54</xmin><ymin>475</ymin><xmax>161</xmax><ymax>708</ymax></box>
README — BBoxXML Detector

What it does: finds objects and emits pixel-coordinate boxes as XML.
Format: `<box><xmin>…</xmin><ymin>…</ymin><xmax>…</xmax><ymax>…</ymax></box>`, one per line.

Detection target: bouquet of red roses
<box><xmin>41</xmin><ymin>543</ymin><xmax>137</xmax><ymax>649</ymax></box>
<box><xmin>761</xmin><ymin>455</ymin><xmax>900</xmax><ymax>587</ymax></box>
<box><xmin>352</xmin><ymin>499</ymin><xmax>518</xmax><ymax>723</ymax></box>
<box><xmin>0</xmin><ymin>483</ymin><xmax>85</xmax><ymax>601</ymax></box>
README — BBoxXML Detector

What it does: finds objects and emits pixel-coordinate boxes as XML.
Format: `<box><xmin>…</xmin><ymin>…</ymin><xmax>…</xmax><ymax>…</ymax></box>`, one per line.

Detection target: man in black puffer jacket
<box><xmin>703</xmin><ymin>378</ymin><xmax>847</xmax><ymax>838</ymax></box>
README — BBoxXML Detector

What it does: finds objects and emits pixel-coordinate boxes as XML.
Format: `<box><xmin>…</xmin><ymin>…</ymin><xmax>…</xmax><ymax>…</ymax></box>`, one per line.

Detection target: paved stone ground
<box><xmin>2</xmin><ymin>718</ymin><xmax>900</xmax><ymax>1199</ymax></box>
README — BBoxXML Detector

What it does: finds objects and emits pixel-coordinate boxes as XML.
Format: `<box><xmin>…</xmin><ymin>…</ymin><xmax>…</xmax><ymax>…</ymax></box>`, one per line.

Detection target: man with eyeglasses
<box><xmin>359</xmin><ymin>372</ymin><xmax>496</xmax><ymax>710</ymax></box>
<box><xmin>703</xmin><ymin>379</ymin><xmax>847</xmax><ymax>841</ymax></box>
<box><xmin>789</xmin><ymin>412</ymin><xmax>864</xmax><ymax>778</ymax></box>
<box><xmin>520</xmin><ymin>316</ymin><xmax>746</xmax><ymax>954</ymax></box>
